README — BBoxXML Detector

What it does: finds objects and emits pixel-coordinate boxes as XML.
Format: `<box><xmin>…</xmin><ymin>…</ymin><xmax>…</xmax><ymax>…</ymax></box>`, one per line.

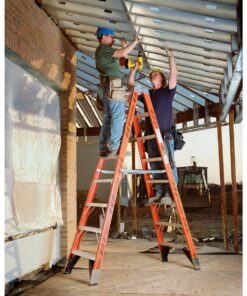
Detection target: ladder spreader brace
<box><xmin>64</xmin><ymin>91</ymin><xmax>200</xmax><ymax>285</ymax></box>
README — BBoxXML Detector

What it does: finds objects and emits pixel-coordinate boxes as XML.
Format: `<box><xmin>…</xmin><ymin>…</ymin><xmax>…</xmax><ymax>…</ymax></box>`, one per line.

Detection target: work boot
<box><xmin>160</xmin><ymin>195</ymin><xmax>172</xmax><ymax>205</ymax></box>
<box><xmin>148</xmin><ymin>196</ymin><xmax>161</xmax><ymax>204</ymax></box>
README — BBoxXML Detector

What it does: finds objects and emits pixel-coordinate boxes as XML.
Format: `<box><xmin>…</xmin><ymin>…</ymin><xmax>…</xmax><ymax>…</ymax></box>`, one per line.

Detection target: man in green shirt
<box><xmin>95</xmin><ymin>27</ymin><xmax>141</xmax><ymax>157</ymax></box>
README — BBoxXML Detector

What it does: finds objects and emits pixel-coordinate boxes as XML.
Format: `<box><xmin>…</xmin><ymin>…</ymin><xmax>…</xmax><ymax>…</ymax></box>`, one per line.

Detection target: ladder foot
<box><xmin>160</xmin><ymin>245</ymin><xmax>170</xmax><ymax>262</ymax></box>
<box><xmin>182</xmin><ymin>248</ymin><xmax>201</xmax><ymax>270</ymax></box>
<box><xmin>192</xmin><ymin>257</ymin><xmax>201</xmax><ymax>270</ymax></box>
<box><xmin>89</xmin><ymin>269</ymin><xmax>101</xmax><ymax>285</ymax></box>
<box><xmin>64</xmin><ymin>255</ymin><xmax>80</xmax><ymax>274</ymax></box>
<box><xmin>89</xmin><ymin>259</ymin><xmax>94</xmax><ymax>276</ymax></box>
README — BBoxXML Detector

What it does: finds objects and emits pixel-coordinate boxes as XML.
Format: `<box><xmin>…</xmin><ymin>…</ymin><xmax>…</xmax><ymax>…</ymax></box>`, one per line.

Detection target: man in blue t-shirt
<box><xmin>128</xmin><ymin>47</ymin><xmax>178</xmax><ymax>203</ymax></box>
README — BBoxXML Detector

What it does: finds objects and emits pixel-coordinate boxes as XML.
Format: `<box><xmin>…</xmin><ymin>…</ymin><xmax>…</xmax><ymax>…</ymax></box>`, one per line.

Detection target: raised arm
<box><xmin>166</xmin><ymin>47</ymin><xmax>177</xmax><ymax>89</ymax></box>
<box><xmin>113</xmin><ymin>36</ymin><xmax>142</xmax><ymax>58</ymax></box>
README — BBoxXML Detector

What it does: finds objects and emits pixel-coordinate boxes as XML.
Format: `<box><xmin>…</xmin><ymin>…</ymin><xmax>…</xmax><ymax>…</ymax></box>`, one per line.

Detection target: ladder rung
<box><xmin>156</xmin><ymin>222</ymin><xmax>182</xmax><ymax>228</ymax></box>
<box><xmin>160</xmin><ymin>242</ymin><xmax>185</xmax><ymax>248</ymax></box>
<box><xmin>135</xmin><ymin>112</ymin><xmax>149</xmax><ymax>119</ymax></box>
<box><xmin>137</xmin><ymin>134</ymin><xmax>156</xmax><ymax>141</ymax></box>
<box><xmin>160</xmin><ymin>242</ymin><xmax>176</xmax><ymax>248</ymax></box>
<box><xmin>79</xmin><ymin>226</ymin><xmax>102</xmax><ymax>234</ymax></box>
<box><xmin>147</xmin><ymin>180</ymin><xmax>169</xmax><ymax>184</ymax></box>
<box><xmin>94</xmin><ymin>179</ymin><xmax>113</xmax><ymax>184</ymax></box>
<box><xmin>72</xmin><ymin>249</ymin><xmax>96</xmax><ymax>261</ymax></box>
<box><xmin>85</xmin><ymin>202</ymin><xmax>108</xmax><ymax>208</ymax></box>
<box><xmin>142</xmin><ymin>157</ymin><xmax>163</xmax><ymax>162</ymax></box>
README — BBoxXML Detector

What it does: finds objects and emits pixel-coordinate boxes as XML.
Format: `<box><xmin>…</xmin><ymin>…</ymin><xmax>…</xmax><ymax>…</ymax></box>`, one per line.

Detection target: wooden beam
<box><xmin>77</xmin><ymin>103</ymin><xmax>222</xmax><ymax>136</ymax></box>
<box><xmin>229</xmin><ymin>109</ymin><xmax>239</xmax><ymax>253</ymax></box>
<box><xmin>176</xmin><ymin>102</ymin><xmax>221</xmax><ymax>124</ymax></box>
<box><xmin>217</xmin><ymin>120</ymin><xmax>229</xmax><ymax>251</ymax></box>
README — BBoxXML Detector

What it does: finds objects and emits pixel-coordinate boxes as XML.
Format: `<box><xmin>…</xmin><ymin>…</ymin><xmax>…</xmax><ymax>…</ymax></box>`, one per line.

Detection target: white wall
<box><xmin>5</xmin><ymin>228</ymin><xmax>60</xmax><ymax>283</ymax></box>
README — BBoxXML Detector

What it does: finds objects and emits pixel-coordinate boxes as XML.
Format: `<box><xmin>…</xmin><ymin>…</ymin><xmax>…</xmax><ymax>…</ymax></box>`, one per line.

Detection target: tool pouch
<box><xmin>109</xmin><ymin>78</ymin><xmax>130</xmax><ymax>101</ymax></box>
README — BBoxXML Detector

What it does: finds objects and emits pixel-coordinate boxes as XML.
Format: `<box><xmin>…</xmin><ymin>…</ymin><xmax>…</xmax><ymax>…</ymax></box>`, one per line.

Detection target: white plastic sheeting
<box><xmin>5</xmin><ymin>58</ymin><xmax>63</xmax><ymax>238</ymax></box>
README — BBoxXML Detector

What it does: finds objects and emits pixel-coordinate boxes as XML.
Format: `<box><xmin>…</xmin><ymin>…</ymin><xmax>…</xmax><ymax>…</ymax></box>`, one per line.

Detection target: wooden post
<box><xmin>229</xmin><ymin>110</ymin><xmax>239</xmax><ymax>253</ymax></box>
<box><xmin>217</xmin><ymin>120</ymin><xmax>229</xmax><ymax>250</ymax></box>
<box><xmin>132</xmin><ymin>141</ymin><xmax>137</xmax><ymax>233</ymax></box>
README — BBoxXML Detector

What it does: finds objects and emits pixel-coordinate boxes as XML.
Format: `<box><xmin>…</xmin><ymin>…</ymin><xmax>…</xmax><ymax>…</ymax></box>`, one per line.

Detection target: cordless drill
<box><xmin>119</xmin><ymin>51</ymin><xmax>143</xmax><ymax>71</ymax></box>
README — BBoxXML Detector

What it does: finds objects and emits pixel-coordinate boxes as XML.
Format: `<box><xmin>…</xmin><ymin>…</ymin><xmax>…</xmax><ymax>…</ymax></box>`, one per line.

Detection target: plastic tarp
<box><xmin>5</xmin><ymin>58</ymin><xmax>63</xmax><ymax>238</ymax></box>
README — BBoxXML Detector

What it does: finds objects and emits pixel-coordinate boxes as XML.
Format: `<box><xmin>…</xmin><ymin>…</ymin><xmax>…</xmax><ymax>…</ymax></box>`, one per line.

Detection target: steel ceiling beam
<box><xmin>143</xmin><ymin>46</ymin><xmax>227</xmax><ymax>68</ymax></box>
<box><xmin>125</xmin><ymin>1</ymin><xmax>237</xmax><ymax>32</ymax></box>
<box><xmin>141</xmin><ymin>37</ymin><xmax>227</xmax><ymax>59</ymax></box>
<box><xmin>127</xmin><ymin>0</ymin><xmax>237</xmax><ymax>20</ymax></box>
<box><xmin>130</xmin><ymin>15</ymin><xmax>231</xmax><ymax>42</ymax></box>
<box><xmin>137</xmin><ymin>27</ymin><xmax>231</xmax><ymax>52</ymax></box>
<box><xmin>219</xmin><ymin>49</ymin><xmax>242</xmax><ymax>121</ymax></box>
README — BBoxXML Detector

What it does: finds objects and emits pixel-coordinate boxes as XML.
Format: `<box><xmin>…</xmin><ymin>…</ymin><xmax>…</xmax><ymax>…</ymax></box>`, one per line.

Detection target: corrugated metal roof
<box><xmin>39</xmin><ymin>0</ymin><xmax>242</xmax><ymax>131</ymax></box>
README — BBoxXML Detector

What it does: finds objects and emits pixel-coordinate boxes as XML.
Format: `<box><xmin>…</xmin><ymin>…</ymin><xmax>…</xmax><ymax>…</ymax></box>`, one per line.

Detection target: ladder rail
<box><xmin>70</xmin><ymin>158</ymin><xmax>105</xmax><ymax>252</ymax></box>
<box><xmin>133</xmin><ymin>116</ymin><xmax>165</xmax><ymax>244</ymax></box>
<box><xmin>93</xmin><ymin>91</ymin><xmax>139</xmax><ymax>272</ymax></box>
<box><xmin>143</xmin><ymin>93</ymin><xmax>198</xmax><ymax>262</ymax></box>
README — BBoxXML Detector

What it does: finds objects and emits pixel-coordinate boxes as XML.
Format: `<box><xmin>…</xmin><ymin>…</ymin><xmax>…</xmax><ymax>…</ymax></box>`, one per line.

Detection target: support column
<box><xmin>229</xmin><ymin>110</ymin><xmax>239</xmax><ymax>253</ymax></box>
<box><xmin>216</xmin><ymin>120</ymin><xmax>229</xmax><ymax>250</ymax></box>
<box><xmin>60</xmin><ymin>86</ymin><xmax>77</xmax><ymax>257</ymax></box>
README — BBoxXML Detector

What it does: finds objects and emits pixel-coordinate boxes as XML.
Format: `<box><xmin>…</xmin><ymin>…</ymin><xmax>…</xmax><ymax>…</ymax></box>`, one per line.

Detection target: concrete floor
<box><xmin>22</xmin><ymin>236</ymin><xmax>242</xmax><ymax>296</ymax></box>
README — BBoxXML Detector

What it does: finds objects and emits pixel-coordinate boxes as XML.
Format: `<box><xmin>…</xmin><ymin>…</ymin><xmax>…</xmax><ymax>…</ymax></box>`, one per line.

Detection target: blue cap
<box><xmin>95</xmin><ymin>27</ymin><xmax>115</xmax><ymax>38</ymax></box>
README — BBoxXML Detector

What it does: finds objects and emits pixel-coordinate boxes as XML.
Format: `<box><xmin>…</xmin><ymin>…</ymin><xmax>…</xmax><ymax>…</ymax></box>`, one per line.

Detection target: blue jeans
<box><xmin>99</xmin><ymin>87</ymin><xmax>125</xmax><ymax>152</ymax></box>
<box><xmin>147</xmin><ymin>136</ymin><xmax>178</xmax><ymax>197</ymax></box>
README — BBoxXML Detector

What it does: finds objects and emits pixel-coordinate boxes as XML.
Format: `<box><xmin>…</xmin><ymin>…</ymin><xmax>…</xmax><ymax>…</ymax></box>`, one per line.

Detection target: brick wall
<box><xmin>5</xmin><ymin>0</ymin><xmax>76</xmax><ymax>90</ymax></box>
<box><xmin>6</xmin><ymin>0</ymin><xmax>77</xmax><ymax>257</ymax></box>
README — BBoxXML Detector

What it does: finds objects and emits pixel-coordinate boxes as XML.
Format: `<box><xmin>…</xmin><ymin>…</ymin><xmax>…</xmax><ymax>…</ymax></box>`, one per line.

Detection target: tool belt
<box><xmin>161</xmin><ymin>126</ymin><xmax>185</xmax><ymax>151</ymax></box>
<box><xmin>100</xmin><ymin>76</ymin><xmax>130</xmax><ymax>101</ymax></box>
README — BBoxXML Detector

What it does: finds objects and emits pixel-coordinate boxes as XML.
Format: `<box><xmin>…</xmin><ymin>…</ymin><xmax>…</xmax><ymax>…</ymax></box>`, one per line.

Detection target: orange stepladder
<box><xmin>64</xmin><ymin>91</ymin><xmax>200</xmax><ymax>285</ymax></box>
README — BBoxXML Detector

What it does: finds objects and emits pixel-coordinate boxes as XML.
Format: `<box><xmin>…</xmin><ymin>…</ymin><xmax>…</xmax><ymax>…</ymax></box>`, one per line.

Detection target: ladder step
<box><xmin>160</xmin><ymin>242</ymin><xmax>185</xmax><ymax>248</ymax></box>
<box><xmin>156</xmin><ymin>221</ymin><xmax>182</xmax><ymax>228</ymax></box>
<box><xmin>137</xmin><ymin>134</ymin><xmax>156</xmax><ymax>141</ymax></box>
<box><xmin>94</xmin><ymin>179</ymin><xmax>113</xmax><ymax>184</ymax></box>
<box><xmin>160</xmin><ymin>242</ymin><xmax>176</xmax><ymax>248</ymax></box>
<box><xmin>142</xmin><ymin>157</ymin><xmax>162</xmax><ymax>162</ymax></box>
<box><xmin>72</xmin><ymin>249</ymin><xmax>96</xmax><ymax>261</ymax></box>
<box><xmin>79</xmin><ymin>226</ymin><xmax>102</xmax><ymax>234</ymax></box>
<box><xmin>85</xmin><ymin>202</ymin><xmax>108</xmax><ymax>208</ymax></box>
<box><xmin>147</xmin><ymin>180</ymin><xmax>169</xmax><ymax>184</ymax></box>
<box><xmin>135</xmin><ymin>112</ymin><xmax>149</xmax><ymax>119</ymax></box>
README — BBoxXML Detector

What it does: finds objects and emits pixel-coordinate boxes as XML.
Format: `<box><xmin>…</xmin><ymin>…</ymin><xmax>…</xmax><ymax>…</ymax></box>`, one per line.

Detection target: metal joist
<box><xmin>127</xmin><ymin>0</ymin><xmax>237</xmax><ymax>20</ymax></box>
<box><xmin>69</xmin><ymin>0</ymin><xmax>126</xmax><ymax>11</ymax></box>
<box><xmin>125</xmin><ymin>1</ymin><xmax>237</xmax><ymax>32</ymax></box>
<box><xmin>141</xmin><ymin>37</ymin><xmax>228</xmax><ymax>60</ymax></box>
<box><xmin>57</xmin><ymin>18</ymin><xmax>132</xmax><ymax>34</ymax></box>
<box><xmin>176</xmin><ymin>85</ymin><xmax>206</xmax><ymax>106</ymax></box>
<box><xmin>138</xmin><ymin>27</ymin><xmax>232</xmax><ymax>52</ymax></box>
<box><xmin>219</xmin><ymin>49</ymin><xmax>242</xmax><ymax>121</ymax></box>
<box><xmin>147</xmin><ymin>60</ymin><xmax>223</xmax><ymax>81</ymax></box>
<box><xmin>41</xmin><ymin>0</ymin><xmax>128</xmax><ymax>22</ymax></box>
<box><xmin>188</xmin><ymin>88</ymin><xmax>219</xmax><ymax>104</ymax></box>
<box><xmin>143</xmin><ymin>45</ymin><xmax>227</xmax><ymax>68</ymax></box>
<box><xmin>148</xmin><ymin>59</ymin><xmax>224</xmax><ymax>75</ymax></box>
<box><xmin>131</xmin><ymin>15</ymin><xmax>231</xmax><ymax>42</ymax></box>
<box><xmin>175</xmin><ymin>94</ymin><xmax>194</xmax><ymax>109</ymax></box>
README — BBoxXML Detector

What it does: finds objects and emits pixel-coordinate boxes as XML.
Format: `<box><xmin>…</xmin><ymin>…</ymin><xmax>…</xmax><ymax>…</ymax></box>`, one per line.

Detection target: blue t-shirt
<box><xmin>139</xmin><ymin>86</ymin><xmax>176</xmax><ymax>133</ymax></box>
